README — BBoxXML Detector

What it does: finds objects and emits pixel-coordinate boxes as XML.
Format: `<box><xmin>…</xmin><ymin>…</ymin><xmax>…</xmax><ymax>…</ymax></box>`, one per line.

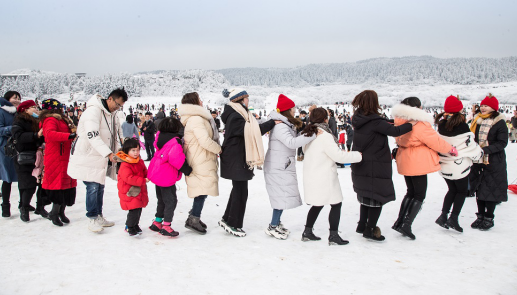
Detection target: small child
<box><xmin>116</xmin><ymin>138</ymin><xmax>149</xmax><ymax>236</ymax></box>
<box><xmin>147</xmin><ymin>117</ymin><xmax>192</xmax><ymax>237</ymax></box>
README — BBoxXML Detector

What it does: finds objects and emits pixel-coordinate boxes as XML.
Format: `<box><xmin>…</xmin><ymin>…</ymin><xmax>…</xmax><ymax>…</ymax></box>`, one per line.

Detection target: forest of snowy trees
<box><xmin>1</xmin><ymin>56</ymin><xmax>516</xmax><ymax>99</ymax></box>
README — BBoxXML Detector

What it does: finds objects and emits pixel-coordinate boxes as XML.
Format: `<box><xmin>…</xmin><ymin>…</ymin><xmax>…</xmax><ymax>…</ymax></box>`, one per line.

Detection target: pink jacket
<box><xmin>147</xmin><ymin>131</ymin><xmax>187</xmax><ymax>187</ymax></box>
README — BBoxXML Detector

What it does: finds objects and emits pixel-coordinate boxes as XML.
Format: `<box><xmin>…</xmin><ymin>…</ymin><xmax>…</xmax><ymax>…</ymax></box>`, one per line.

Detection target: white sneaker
<box><xmin>265</xmin><ymin>225</ymin><xmax>288</xmax><ymax>240</ymax></box>
<box><xmin>97</xmin><ymin>215</ymin><xmax>115</xmax><ymax>227</ymax></box>
<box><xmin>277</xmin><ymin>223</ymin><xmax>290</xmax><ymax>235</ymax></box>
<box><xmin>88</xmin><ymin>218</ymin><xmax>104</xmax><ymax>233</ymax></box>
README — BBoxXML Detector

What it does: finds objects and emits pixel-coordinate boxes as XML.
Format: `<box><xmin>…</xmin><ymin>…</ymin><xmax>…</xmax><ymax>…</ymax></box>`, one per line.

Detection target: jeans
<box><xmin>191</xmin><ymin>195</ymin><xmax>207</xmax><ymax>217</ymax></box>
<box><xmin>271</xmin><ymin>209</ymin><xmax>283</xmax><ymax>226</ymax></box>
<box><xmin>84</xmin><ymin>181</ymin><xmax>105</xmax><ymax>218</ymax></box>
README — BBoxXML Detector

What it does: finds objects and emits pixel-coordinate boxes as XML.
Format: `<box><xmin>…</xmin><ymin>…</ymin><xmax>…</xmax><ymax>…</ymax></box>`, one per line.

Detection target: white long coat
<box><xmin>303</xmin><ymin>128</ymin><xmax>362</xmax><ymax>206</ymax></box>
<box><xmin>67</xmin><ymin>95</ymin><xmax>123</xmax><ymax>185</ymax></box>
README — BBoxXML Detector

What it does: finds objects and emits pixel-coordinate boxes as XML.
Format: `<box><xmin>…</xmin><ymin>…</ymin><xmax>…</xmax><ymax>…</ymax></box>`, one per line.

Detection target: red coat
<box><xmin>42</xmin><ymin>115</ymin><xmax>77</xmax><ymax>190</ymax></box>
<box><xmin>117</xmin><ymin>159</ymin><xmax>149</xmax><ymax>210</ymax></box>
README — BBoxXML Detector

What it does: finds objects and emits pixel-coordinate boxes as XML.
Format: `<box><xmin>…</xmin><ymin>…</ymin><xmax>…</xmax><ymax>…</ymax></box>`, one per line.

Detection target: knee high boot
<box><xmin>398</xmin><ymin>199</ymin><xmax>422</xmax><ymax>240</ymax></box>
<box><xmin>392</xmin><ymin>196</ymin><xmax>412</xmax><ymax>231</ymax></box>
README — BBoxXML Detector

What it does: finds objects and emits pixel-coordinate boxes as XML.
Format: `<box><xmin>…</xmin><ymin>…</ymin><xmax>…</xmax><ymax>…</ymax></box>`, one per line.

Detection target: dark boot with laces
<box><xmin>328</xmin><ymin>230</ymin><xmax>349</xmax><ymax>246</ymax></box>
<box><xmin>301</xmin><ymin>226</ymin><xmax>321</xmax><ymax>241</ymax></box>
<box><xmin>446</xmin><ymin>214</ymin><xmax>463</xmax><ymax>232</ymax></box>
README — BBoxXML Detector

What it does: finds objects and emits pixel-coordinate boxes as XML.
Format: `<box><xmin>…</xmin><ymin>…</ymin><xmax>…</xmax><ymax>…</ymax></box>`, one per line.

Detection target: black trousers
<box><xmin>477</xmin><ymin>199</ymin><xmax>497</xmax><ymax>218</ymax></box>
<box><xmin>442</xmin><ymin>177</ymin><xmax>468</xmax><ymax>215</ymax></box>
<box><xmin>223</xmin><ymin>180</ymin><xmax>248</xmax><ymax>228</ymax></box>
<box><xmin>305</xmin><ymin>202</ymin><xmax>342</xmax><ymax>231</ymax></box>
<box><xmin>155</xmin><ymin>185</ymin><xmax>177</xmax><ymax>223</ymax></box>
<box><xmin>126</xmin><ymin>208</ymin><xmax>143</xmax><ymax>227</ymax></box>
<box><xmin>144</xmin><ymin>139</ymin><xmax>155</xmax><ymax>159</ymax></box>
<box><xmin>359</xmin><ymin>205</ymin><xmax>383</xmax><ymax>228</ymax></box>
<box><xmin>404</xmin><ymin>175</ymin><xmax>428</xmax><ymax>202</ymax></box>
<box><xmin>19</xmin><ymin>187</ymin><xmax>37</xmax><ymax>208</ymax></box>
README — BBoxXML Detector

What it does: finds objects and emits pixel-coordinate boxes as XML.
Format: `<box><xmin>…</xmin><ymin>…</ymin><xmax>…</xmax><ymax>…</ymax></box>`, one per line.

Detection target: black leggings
<box><xmin>1</xmin><ymin>182</ymin><xmax>12</xmax><ymax>204</ymax></box>
<box><xmin>404</xmin><ymin>175</ymin><xmax>428</xmax><ymax>202</ymax></box>
<box><xmin>305</xmin><ymin>202</ymin><xmax>342</xmax><ymax>231</ymax></box>
<box><xmin>19</xmin><ymin>187</ymin><xmax>37</xmax><ymax>208</ymax></box>
<box><xmin>359</xmin><ymin>205</ymin><xmax>383</xmax><ymax>228</ymax></box>
<box><xmin>442</xmin><ymin>177</ymin><xmax>468</xmax><ymax>215</ymax></box>
<box><xmin>477</xmin><ymin>199</ymin><xmax>497</xmax><ymax>218</ymax></box>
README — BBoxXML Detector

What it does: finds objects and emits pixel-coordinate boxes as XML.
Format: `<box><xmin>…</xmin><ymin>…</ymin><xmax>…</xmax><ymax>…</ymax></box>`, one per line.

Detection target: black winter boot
<box><xmin>446</xmin><ymin>214</ymin><xmax>463</xmax><ymax>232</ymax></box>
<box><xmin>435</xmin><ymin>212</ymin><xmax>449</xmax><ymax>229</ymax></box>
<box><xmin>392</xmin><ymin>196</ymin><xmax>412</xmax><ymax>231</ymax></box>
<box><xmin>301</xmin><ymin>227</ymin><xmax>321</xmax><ymax>241</ymax></box>
<box><xmin>479</xmin><ymin>217</ymin><xmax>494</xmax><ymax>231</ymax></box>
<box><xmin>49</xmin><ymin>204</ymin><xmax>63</xmax><ymax>226</ymax></box>
<box><xmin>397</xmin><ymin>199</ymin><xmax>423</xmax><ymax>240</ymax></box>
<box><xmin>328</xmin><ymin>230</ymin><xmax>349</xmax><ymax>246</ymax></box>
<box><xmin>356</xmin><ymin>222</ymin><xmax>366</xmax><ymax>234</ymax></box>
<box><xmin>363</xmin><ymin>226</ymin><xmax>385</xmax><ymax>241</ymax></box>
<box><xmin>471</xmin><ymin>213</ymin><xmax>484</xmax><ymax>229</ymax></box>
<box><xmin>188</xmin><ymin>210</ymin><xmax>207</xmax><ymax>229</ymax></box>
<box><xmin>34</xmin><ymin>206</ymin><xmax>49</xmax><ymax>219</ymax></box>
<box><xmin>185</xmin><ymin>215</ymin><xmax>207</xmax><ymax>235</ymax></box>
<box><xmin>1</xmin><ymin>203</ymin><xmax>10</xmax><ymax>218</ymax></box>
<box><xmin>59</xmin><ymin>205</ymin><xmax>70</xmax><ymax>224</ymax></box>
<box><xmin>20</xmin><ymin>207</ymin><xmax>30</xmax><ymax>222</ymax></box>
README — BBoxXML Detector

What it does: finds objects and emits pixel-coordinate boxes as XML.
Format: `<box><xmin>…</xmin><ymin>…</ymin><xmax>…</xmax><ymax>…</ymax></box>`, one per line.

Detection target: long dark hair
<box><xmin>301</xmin><ymin>108</ymin><xmax>327</xmax><ymax>137</ymax></box>
<box><xmin>352</xmin><ymin>90</ymin><xmax>380</xmax><ymax>115</ymax></box>
<box><xmin>434</xmin><ymin>112</ymin><xmax>465</xmax><ymax>132</ymax></box>
<box><xmin>280</xmin><ymin>110</ymin><xmax>302</xmax><ymax>129</ymax></box>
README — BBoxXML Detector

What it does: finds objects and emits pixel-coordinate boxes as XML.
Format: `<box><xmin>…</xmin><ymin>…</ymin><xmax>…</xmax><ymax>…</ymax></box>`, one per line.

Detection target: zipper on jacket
<box><xmin>71</xmin><ymin>136</ymin><xmax>78</xmax><ymax>155</ymax></box>
<box><xmin>60</xmin><ymin>142</ymin><xmax>64</xmax><ymax>156</ymax></box>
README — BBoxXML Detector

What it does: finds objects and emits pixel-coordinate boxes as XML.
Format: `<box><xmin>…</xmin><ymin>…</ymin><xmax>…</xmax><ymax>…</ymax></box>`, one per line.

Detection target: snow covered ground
<box><xmin>1</xmin><ymin>132</ymin><xmax>516</xmax><ymax>294</ymax></box>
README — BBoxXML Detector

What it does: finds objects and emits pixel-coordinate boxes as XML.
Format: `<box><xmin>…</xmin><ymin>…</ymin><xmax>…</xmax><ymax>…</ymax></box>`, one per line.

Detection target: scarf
<box><xmin>228</xmin><ymin>102</ymin><xmax>264</xmax><ymax>169</ymax></box>
<box><xmin>314</xmin><ymin>122</ymin><xmax>339</xmax><ymax>144</ymax></box>
<box><xmin>469</xmin><ymin>113</ymin><xmax>492</xmax><ymax>134</ymax></box>
<box><xmin>114</xmin><ymin>151</ymin><xmax>140</xmax><ymax>163</ymax></box>
<box><xmin>470</xmin><ymin>113</ymin><xmax>494</xmax><ymax>165</ymax></box>
<box><xmin>209</xmin><ymin>118</ymin><xmax>220</xmax><ymax>145</ymax></box>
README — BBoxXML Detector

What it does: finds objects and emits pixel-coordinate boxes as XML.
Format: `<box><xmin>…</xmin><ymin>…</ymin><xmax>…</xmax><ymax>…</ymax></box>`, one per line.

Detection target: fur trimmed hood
<box><xmin>177</xmin><ymin>103</ymin><xmax>212</xmax><ymax>123</ymax></box>
<box><xmin>391</xmin><ymin>104</ymin><xmax>434</xmax><ymax>124</ymax></box>
<box><xmin>0</xmin><ymin>98</ymin><xmax>16</xmax><ymax>114</ymax></box>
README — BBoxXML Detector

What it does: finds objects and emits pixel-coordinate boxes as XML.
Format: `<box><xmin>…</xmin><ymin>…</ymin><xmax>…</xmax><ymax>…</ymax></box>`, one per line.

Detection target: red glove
<box><xmin>449</xmin><ymin>147</ymin><xmax>458</xmax><ymax>157</ymax></box>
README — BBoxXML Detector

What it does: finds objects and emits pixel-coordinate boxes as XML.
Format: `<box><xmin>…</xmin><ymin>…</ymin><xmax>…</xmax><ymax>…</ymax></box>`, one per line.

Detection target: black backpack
<box><xmin>4</xmin><ymin>136</ymin><xmax>18</xmax><ymax>158</ymax></box>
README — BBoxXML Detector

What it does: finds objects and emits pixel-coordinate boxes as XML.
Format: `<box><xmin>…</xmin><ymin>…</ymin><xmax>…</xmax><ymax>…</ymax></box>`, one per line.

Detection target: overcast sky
<box><xmin>1</xmin><ymin>0</ymin><xmax>515</xmax><ymax>75</ymax></box>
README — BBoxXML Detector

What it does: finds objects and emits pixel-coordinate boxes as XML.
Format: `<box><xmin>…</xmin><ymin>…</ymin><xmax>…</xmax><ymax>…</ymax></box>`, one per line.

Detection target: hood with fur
<box><xmin>0</xmin><ymin>97</ymin><xmax>16</xmax><ymax>113</ymax></box>
<box><xmin>391</xmin><ymin>104</ymin><xmax>434</xmax><ymax>124</ymax></box>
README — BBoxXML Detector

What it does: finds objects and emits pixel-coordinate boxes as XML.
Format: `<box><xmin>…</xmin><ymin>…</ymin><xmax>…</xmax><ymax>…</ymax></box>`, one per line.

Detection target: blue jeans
<box><xmin>191</xmin><ymin>195</ymin><xmax>207</xmax><ymax>217</ymax></box>
<box><xmin>84</xmin><ymin>181</ymin><xmax>105</xmax><ymax>218</ymax></box>
<box><xmin>271</xmin><ymin>209</ymin><xmax>283</xmax><ymax>226</ymax></box>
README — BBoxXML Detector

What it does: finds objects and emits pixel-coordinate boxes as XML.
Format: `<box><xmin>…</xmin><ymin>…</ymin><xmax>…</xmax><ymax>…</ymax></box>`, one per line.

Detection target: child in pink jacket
<box><xmin>147</xmin><ymin>117</ymin><xmax>192</xmax><ymax>237</ymax></box>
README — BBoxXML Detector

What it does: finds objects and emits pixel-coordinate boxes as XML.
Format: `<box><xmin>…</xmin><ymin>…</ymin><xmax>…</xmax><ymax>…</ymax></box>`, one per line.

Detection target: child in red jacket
<box><xmin>116</xmin><ymin>138</ymin><xmax>149</xmax><ymax>236</ymax></box>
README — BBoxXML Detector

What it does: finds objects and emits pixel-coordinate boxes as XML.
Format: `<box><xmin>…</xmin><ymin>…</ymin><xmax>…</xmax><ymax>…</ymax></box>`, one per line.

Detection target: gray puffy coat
<box><xmin>264</xmin><ymin>111</ymin><xmax>315</xmax><ymax>210</ymax></box>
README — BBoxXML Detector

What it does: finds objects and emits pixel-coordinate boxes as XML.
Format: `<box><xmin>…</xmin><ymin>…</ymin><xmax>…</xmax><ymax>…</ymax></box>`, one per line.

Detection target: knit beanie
<box><xmin>480</xmin><ymin>94</ymin><xmax>499</xmax><ymax>111</ymax></box>
<box><xmin>41</xmin><ymin>99</ymin><xmax>63</xmax><ymax>111</ymax></box>
<box><xmin>222</xmin><ymin>88</ymin><xmax>248</xmax><ymax>102</ymax></box>
<box><xmin>17</xmin><ymin>100</ymin><xmax>36</xmax><ymax>113</ymax></box>
<box><xmin>276</xmin><ymin>94</ymin><xmax>295</xmax><ymax>112</ymax></box>
<box><xmin>443</xmin><ymin>95</ymin><xmax>463</xmax><ymax>113</ymax></box>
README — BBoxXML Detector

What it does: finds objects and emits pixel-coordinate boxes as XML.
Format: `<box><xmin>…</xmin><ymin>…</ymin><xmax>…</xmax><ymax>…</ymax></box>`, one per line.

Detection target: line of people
<box><xmin>0</xmin><ymin>88</ymin><xmax>509</xmax><ymax>247</ymax></box>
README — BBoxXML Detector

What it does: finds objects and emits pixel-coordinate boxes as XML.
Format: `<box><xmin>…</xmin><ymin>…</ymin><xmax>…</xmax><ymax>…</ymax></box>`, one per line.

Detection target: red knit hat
<box><xmin>443</xmin><ymin>95</ymin><xmax>463</xmax><ymax>113</ymax></box>
<box><xmin>480</xmin><ymin>94</ymin><xmax>499</xmax><ymax>111</ymax></box>
<box><xmin>17</xmin><ymin>100</ymin><xmax>36</xmax><ymax>113</ymax></box>
<box><xmin>276</xmin><ymin>94</ymin><xmax>295</xmax><ymax>112</ymax></box>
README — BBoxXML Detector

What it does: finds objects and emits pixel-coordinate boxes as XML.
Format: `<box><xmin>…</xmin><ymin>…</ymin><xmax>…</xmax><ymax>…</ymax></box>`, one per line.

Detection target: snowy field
<box><xmin>1</xmin><ymin>134</ymin><xmax>516</xmax><ymax>295</ymax></box>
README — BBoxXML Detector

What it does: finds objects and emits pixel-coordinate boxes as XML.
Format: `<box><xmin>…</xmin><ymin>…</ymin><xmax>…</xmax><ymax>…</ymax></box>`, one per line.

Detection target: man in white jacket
<box><xmin>68</xmin><ymin>88</ymin><xmax>126</xmax><ymax>232</ymax></box>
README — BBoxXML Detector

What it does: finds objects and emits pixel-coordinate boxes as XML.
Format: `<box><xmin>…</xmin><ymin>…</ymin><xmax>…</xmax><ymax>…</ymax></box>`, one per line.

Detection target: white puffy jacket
<box><xmin>67</xmin><ymin>94</ymin><xmax>123</xmax><ymax>185</ymax></box>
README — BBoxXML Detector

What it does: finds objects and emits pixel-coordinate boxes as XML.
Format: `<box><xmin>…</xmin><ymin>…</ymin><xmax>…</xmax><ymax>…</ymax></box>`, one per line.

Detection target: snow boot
<box><xmin>435</xmin><ymin>212</ymin><xmax>449</xmax><ymax>229</ymax></box>
<box><xmin>1</xmin><ymin>203</ymin><xmax>10</xmax><ymax>218</ymax></box>
<box><xmin>301</xmin><ymin>226</ymin><xmax>321</xmax><ymax>242</ymax></box>
<box><xmin>188</xmin><ymin>210</ymin><xmax>207</xmax><ymax>229</ymax></box>
<box><xmin>34</xmin><ymin>206</ymin><xmax>49</xmax><ymax>219</ymax></box>
<box><xmin>59</xmin><ymin>205</ymin><xmax>70</xmax><ymax>224</ymax></box>
<box><xmin>478</xmin><ymin>217</ymin><xmax>494</xmax><ymax>231</ymax></box>
<box><xmin>397</xmin><ymin>199</ymin><xmax>422</xmax><ymax>240</ymax></box>
<box><xmin>265</xmin><ymin>224</ymin><xmax>288</xmax><ymax>240</ymax></box>
<box><xmin>446</xmin><ymin>214</ymin><xmax>463</xmax><ymax>232</ymax></box>
<box><xmin>363</xmin><ymin>226</ymin><xmax>385</xmax><ymax>241</ymax></box>
<box><xmin>185</xmin><ymin>215</ymin><xmax>207</xmax><ymax>235</ymax></box>
<box><xmin>471</xmin><ymin>213</ymin><xmax>484</xmax><ymax>229</ymax></box>
<box><xmin>392</xmin><ymin>196</ymin><xmax>412</xmax><ymax>231</ymax></box>
<box><xmin>20</xmin><ymin>207</ymin><xmax>30</xmax><ymax>222</ymax></box>
<box><xmin>328</xmin><ymin>230</ymin><xmax>349</xmax><ymax>246</ymax></box>
<box><xmin>356</xmin><ymin>222</ymin><xmax>366</xmax><ymax>234</ymax></box>
<box><xmin>160</xmin><ymin>224</ymin><xmax>179</xmax><ymax>237</ymax></box>
<box><xmin>149</xmin><ymin>220</ymin><xmax>163</xmax><ymax>232</ymax></box>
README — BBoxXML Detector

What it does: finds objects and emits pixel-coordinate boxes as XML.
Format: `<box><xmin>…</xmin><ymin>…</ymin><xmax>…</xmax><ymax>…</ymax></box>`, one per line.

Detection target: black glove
<box><xmin>68</xmin><ymin>132</ymin><xmax>77</xmax><ymax>140</ymax></box>
<box><xmin>391</xmin><ymin>147</ymin><xmax>398</xmax><ymax>160</ymax></box>
<box><xmin>179</xmin><ymin>161</ymin><xmax>193</xmax><ymax>176</ymax></box>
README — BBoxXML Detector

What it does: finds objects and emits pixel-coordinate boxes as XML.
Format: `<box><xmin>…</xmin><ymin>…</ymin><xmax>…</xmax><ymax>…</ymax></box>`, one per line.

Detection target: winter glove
<box><xmin>68</xmin><ymin>132</ymin><xmax>77</xmax><ymax>140</ymax></box>
<box><xmin>127</xmin><ymin>186</ymin><xmax>141</xmax><ymax>197</ymax></box>
<box><xmin>179</xmin><ymin>161</ymin><xmax>193</xmax><ymax>176</ymax></box>
<box><xmin>449</xmin><ymin>147</ymin><xmax>458</xmax><ymax>157</ymax></box>
<box><xmin>391</xmin><ymin>147</ymin><xmax>398</xmax><ymax>160</ymax></box>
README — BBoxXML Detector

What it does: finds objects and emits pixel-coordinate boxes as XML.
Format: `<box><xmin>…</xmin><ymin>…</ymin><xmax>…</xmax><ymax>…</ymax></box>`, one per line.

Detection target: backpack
<box><xmin>4</xmin><ymin>136</ymin><xmax>18</xmax><ymax>158</ymax></box>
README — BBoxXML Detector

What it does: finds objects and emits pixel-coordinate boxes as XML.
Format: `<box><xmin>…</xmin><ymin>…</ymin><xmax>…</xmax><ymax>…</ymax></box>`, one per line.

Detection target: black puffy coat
<box><xmin>220</xmin><ymin>104</ymin><xmax>275</xmax><ymax>181</ymax></box>
<box><xmin>11</xmin><ymin>114</ymin><xmax>44</xmax><ymax>189</ymax></box>
<box><xmin>469</xmin><ymin>114</ymin><xmax>508</xmax><ymax>202</ymax></box>
<box><xmin>351</xmin><ymin>112</ymin><xmax>412</xmax><ymax>204</ymax></box>
<box><xmin>141</xmin><ymin>120</ymin><xmax>156</xmax><ymax>141</ymax></box>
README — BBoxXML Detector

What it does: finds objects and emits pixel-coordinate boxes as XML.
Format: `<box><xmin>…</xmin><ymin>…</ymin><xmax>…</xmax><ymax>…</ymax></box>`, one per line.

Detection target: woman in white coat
<box><xmin>178</xmin><ymin>92</ymin><xmax>222</xmax><ymax>234</ymax></box>
<box><xmin>301</xmin><ymin>108</ymin><xmax>362</xmax><ymax>246</ymax></box>
<box><xmin>263</xmin><ymin>94</ymin><xmax>316</xmax><ymax>240</ymax></box>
